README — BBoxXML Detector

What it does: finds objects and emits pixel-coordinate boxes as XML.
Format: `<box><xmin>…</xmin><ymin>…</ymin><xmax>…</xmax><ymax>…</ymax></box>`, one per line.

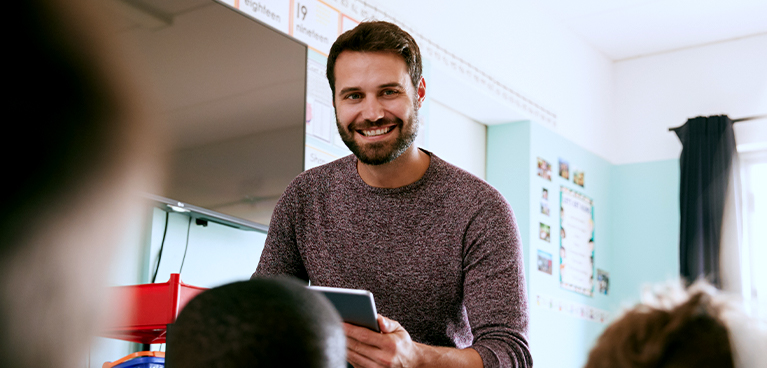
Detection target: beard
<box><xmin>336</xmin><ymin>108</ymin><xmax>419</xmax><ymax>166</ymax></box>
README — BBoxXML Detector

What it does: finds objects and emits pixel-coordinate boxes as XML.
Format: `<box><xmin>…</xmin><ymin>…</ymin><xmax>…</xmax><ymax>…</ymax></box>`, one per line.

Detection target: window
<box><xmin>740</xmin><ymin>149</ymin><xmax>767</xmax><ymax>321</ymax></box>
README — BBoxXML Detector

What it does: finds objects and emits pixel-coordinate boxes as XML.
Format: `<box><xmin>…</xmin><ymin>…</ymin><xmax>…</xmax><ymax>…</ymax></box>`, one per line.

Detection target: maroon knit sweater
<box><xmin>255</xmin><ymin>152</ymin><xmax>532</xmax><ymax>367</ymax></box>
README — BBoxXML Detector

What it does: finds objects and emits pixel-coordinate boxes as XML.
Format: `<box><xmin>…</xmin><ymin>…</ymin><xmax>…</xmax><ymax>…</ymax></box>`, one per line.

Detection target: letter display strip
<box><xmin>218</xmin><ymin>0</ymin><xmax>556</xmax><ymax>127</ymax></box>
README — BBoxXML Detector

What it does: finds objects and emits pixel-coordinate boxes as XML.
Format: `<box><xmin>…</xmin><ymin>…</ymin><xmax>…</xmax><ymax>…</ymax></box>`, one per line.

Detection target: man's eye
<box><xmin>345</xmin><ymin>93</ymin><xmax>362</xmax><ymax>100</ymax></box>
<box><xmin>382</xmin><ymin>90</ymin><xmax>399</xmax><ymax>96</ymax></box>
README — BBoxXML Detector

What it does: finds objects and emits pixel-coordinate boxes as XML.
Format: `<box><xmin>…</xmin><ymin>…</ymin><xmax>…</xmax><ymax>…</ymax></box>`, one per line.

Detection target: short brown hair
<box><xmin>585</xmin><ymin>283</ymin><xmax>734</xmax><ymax>368</ymax></box>
<box><xmin>326</xmin><ymin>21</ymin><xmax>422</xmax><ymax>97</ymax></box>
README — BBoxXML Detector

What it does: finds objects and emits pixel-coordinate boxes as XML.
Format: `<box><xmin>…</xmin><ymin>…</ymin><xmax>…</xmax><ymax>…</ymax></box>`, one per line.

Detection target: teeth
<box><xmin>361</xmin><ymin>127</ymin><xmax>392</xmax><ymax>137</ymax></box>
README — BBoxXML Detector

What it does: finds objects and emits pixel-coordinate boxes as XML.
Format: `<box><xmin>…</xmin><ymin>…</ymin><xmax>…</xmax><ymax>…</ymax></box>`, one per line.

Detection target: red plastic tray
<box><xmin>100</xmin><ymin>274</ymin><xmax>207</xmax><ymax>344</ymax></box>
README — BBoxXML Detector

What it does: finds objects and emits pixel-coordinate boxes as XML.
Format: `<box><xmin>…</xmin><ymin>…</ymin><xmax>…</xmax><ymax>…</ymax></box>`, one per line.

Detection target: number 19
<box><xmin>297</xmin><ymin>3</ymin><xmax>307</xmax><ymax>20</ymax></box>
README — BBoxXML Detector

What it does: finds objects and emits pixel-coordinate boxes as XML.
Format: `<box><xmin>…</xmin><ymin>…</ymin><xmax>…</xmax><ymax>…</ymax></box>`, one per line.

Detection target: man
<box><xmin>167</xmin><ymin>277</ymin><xmax>346</xmax><ymax>368</ymax></box>
<box><xmin>255</xmin><ymin>21</ymin><xmax>531</xmax><ymax>368</ymax></box>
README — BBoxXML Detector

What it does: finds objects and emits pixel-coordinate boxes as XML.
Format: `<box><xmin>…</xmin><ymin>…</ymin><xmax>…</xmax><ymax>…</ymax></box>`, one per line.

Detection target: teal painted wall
<box><xmin>145</xmin><ymin>208</ymin><xmax>267</xmax><ymax>288</ymax></box>
<box><xmin>487</xmin><ymin>122</ymin><xmax>532</xmax><ymax>280</ymax></box>
<box><xmin>487</xmin><ymin>121</ymin><xmax>680</xmax><ymax>368</ymax></box>
<box><xmin>609</xmin><ymin>160</ymin><xmax>680</xmax><ymax>309</ymax></box>
<box><xmin>528</xmin><ymin>122</ymin><xmax>614</xmax><ymax>368</ymax></box>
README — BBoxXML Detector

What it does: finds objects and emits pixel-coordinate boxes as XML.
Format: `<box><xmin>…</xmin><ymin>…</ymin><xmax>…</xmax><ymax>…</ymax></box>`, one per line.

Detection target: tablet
<box><xmin>308</xmin><ymin>286</ymin><xmax>380</xmax><ymax>332</ymax></box>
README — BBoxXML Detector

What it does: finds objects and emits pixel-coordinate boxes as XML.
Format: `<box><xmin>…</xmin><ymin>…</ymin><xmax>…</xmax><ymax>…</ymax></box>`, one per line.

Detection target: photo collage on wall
<box><xmin>559</xmin><ymin>157</ymin><xmax>584</xmax><ymax>187</ymax></box>
<box><xmin>535</xmin><ymin>155</ymin><xmax>607</xmax><ymax>297</ymax></box>
<box><xmin>536</xmin><ymin>157</ymin><xmax>552</xmax><ymax>276</ymax></box>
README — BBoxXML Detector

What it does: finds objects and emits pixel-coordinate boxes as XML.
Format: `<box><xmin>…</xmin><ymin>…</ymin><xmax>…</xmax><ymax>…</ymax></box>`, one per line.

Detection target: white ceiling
<box><xmin>535</xmin><ymin>0</ymin><xmax>767</xmax><ymax>61</ymax></box>
<box><xmin>107</xmin><ymin>0</ymin><xmax>308</xmax><ymax>222</ymax></box>
<box><xmin>108</xmin><ymin>0</ymin><xmax>306</xmax><ymax>149</ymax></box>
<box><xmin>119</xmin><ymin>0</ymin><xmax>767</xmax><ymax>65</ymax></box>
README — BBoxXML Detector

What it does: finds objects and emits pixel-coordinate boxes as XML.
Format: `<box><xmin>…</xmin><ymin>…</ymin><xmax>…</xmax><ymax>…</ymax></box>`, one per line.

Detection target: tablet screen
<box><xmin>308</xmin><ymin>286</ymin><xmax>380</xmax><ymax>332</ymax></box>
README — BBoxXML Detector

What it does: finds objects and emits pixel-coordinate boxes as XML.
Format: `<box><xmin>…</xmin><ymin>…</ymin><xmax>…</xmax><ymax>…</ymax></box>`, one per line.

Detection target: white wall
<box><xmin>347</xmin><ymin>1</ymin><xmax>767</xmax><ymax>166</ymax></box>
<box><xmin>366</xmin><ymin>0</ymin><xmax>615</xmax><ymax>161</ymax></box>
<box><xmin>428</xmin><ymin>100</ymin><xmax>487</xmax><ymax>179</ymax></box>
<box><xmin>611</xmin><ymin>33</ymin><xmax>767</xmax><ymax>164</ymax></box>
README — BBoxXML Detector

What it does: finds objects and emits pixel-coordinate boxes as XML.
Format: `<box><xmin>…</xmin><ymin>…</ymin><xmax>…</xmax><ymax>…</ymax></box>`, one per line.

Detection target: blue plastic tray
<box><xmin>112</xmin><ymin>356</ymin><xmax>164</xmax><ymax>368</ymax></box>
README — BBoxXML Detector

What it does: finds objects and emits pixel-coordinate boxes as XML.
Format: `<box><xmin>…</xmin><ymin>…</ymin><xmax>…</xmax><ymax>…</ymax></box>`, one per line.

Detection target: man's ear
<box><xmin>416</xmin><ymin>77</ymin><xmax>426</xmax><ymax>108</ymax></box>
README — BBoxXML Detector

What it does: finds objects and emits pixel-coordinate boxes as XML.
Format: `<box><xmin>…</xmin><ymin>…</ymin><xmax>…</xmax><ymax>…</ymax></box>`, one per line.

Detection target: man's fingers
<box><xmin>345</xmin><ymin>334</ymin><xmax>372</xmax><ymax>355</ymax></box>
<box><xmin>346</xmin><ymin>335</ymin><xmax>389</xmax><ymax>366</ymax></box>
<box><xmin>345</xmin><ymin>322</ymin><xmax>384</xmax><ymax>346</ymax></box>
<box><xmin>344</xmin><ymin>316</ymin><xmax>408</xmax><ymax>368</ymax></box>
<box><xmin>347</xmin><ymin>341</ymin><xmax>385</xmax><ymax>368</ymax></box>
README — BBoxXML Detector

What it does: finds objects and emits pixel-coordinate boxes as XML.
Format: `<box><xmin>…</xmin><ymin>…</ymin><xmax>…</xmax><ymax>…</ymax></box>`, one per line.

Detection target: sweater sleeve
<box><xmin>252</xmin><ymin>179</ymin><xmax>309</xmax><ymax>282</ymax></box>
<box><xmin>463</xmin><ymin>191</ymin><xmax>532</xmax><ymax>368</ymax></box>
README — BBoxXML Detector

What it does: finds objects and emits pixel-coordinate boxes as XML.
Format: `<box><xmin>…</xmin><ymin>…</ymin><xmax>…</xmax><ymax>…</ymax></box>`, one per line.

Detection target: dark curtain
<box><xmin>674</xmin><ymin>115</ymin><xmax>737</xmax><ymax>288</ymax></box>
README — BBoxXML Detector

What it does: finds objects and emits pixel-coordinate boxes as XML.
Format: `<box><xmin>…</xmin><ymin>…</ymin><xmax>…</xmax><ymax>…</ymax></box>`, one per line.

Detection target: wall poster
<box><xmin>537</xmin><ymin>249</ymin><xmax>553</xmax><ymax>275</ymax></box>
<box><xmin>537</xmin><ymin>157</ymin><xmax>552</xmax><ymax>181</ymax></box>
<box><xmin>573</xmin><ymin>167</ymin><xmax>585</xmax><ymax>187</ymax></box>
<box><xmin>539</xmin><ymin>222</ymin><xmax>551</xmax><ymax>243</ymax></box>
<box><xmin>559</xmin><ymin>186</ymin><xmax>595</xmax><ymax>296</ymax></box>
<box><xmin>558</xmin><ymin>158</ymin><xmax>569</xmax><ymax>180</ymax></box>
<box><xmin>597</xmin><ymin>269</ymin><xmax>609</xmax><ymax>295</ymax></box>
<box><xmin>541</xmin><ymin>187</ymin><xmax>550</xmax><ymax>216</ymax></box>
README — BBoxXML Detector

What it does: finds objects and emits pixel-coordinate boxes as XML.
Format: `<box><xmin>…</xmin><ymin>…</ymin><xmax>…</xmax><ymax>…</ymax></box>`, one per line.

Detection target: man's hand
<box><xmin>345</xmin><ymin>315</ymin><xmax>421</xmax><ymax>368</ymax></box>
<box><xmin>344</xmin><ymin>315</ymin><xmax>483</xmax><ymax>368</ymax></box>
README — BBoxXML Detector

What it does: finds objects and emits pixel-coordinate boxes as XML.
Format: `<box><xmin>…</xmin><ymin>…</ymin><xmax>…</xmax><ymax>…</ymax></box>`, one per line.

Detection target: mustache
<box><xmin>348</xmin><ymin>117</ymin><xmax>402</xmax><ymax>131</ymax></box>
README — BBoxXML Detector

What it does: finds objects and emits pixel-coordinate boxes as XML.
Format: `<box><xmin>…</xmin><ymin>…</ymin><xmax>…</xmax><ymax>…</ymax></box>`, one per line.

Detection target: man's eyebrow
<box><xmin>338</xmin><ymin>86</ymin><xmax>361</xmax><ymax>96</ymax></box>
<box><xmin>338</xmin><ymin>83</ymin><xmax>404</xmax><ymax>96</ymax></box>
<box><xmin>378</xmin><ymin>82</ymin><xmax>404</xmax><ymax>89</ymax></box>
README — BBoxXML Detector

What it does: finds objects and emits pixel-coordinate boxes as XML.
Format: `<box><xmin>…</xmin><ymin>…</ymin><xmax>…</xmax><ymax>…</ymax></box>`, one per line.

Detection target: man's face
<box><xmin>332</xmin><ymin>51</ymin><xmax>425</xmax><ymax>165</ymax></box>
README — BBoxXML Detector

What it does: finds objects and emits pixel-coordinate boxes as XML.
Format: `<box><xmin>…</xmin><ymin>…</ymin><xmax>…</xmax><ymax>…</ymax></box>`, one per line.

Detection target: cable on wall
<box><xmin>150</xmin><ymin>211</ymin><xmax>170</xmax><ymax>283</ymax></box>
<box><xmin>178</xmin><ymin>216</ymin><xmax>193</xmax><ymax>274</ymax></box>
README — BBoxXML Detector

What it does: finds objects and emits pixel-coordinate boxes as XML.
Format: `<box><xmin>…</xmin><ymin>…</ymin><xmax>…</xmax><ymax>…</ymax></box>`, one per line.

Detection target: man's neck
<box><xmin>356</xmin><ymin>146</ymin><xmax>431</xmax><ymax>188</ymax></box>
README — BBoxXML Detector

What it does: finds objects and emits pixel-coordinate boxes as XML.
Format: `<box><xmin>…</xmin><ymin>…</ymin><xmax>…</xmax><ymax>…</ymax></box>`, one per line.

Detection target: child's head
<box><xmin>1</xmin><ymin>1</ymin><xmax>158</xmax><ymax>366</ymax></box>
<box><xmin>167</xmin><ymin>277</ymin><xmax>346</xmax><ymax>368</ymax></box>
<box><xmin>585</xmin><ymin>281</ymin><xmax>736</xmax><ymax>368</ymax></box>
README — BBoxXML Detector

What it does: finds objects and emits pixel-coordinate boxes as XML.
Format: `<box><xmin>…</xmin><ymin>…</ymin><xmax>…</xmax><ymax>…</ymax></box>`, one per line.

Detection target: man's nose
<box><xmin>360</xmin><ymin>97</ymin><xmax>385</xmax><ymax>122</ymax></box>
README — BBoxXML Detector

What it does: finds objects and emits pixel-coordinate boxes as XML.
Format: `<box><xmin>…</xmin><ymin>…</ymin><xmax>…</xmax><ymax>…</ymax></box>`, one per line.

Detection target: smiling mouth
<box><xmin>358</xmin><ymin>126</ymin><xmax>395</xmax><ymax>137</ymax></box>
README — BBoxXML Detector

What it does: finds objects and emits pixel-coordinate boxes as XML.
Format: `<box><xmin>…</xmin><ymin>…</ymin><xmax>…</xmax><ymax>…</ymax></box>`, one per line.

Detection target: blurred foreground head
<box><xmin>585</xmin><ymin>280</ymin><xmax>767</xmax><ymax>368</ymax></box>
<box><xmin>1</xmin><ymin>0</ymin><xmax>159</xmax><ymax>367</ymax></box>
<box><xmin>167</xmin><ymin>277</ymin><xmax>346</xmax><ymax>368</ymax></box>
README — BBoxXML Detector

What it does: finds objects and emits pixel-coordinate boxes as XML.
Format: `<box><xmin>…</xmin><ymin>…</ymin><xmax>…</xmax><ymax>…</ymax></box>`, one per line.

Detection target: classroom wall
<box><xmin>428</xmin><ymin>100</ymin><xmax>487</xmax><ymax>179</ymax></box>
<box><xmin>357</xmin><ymin>0</ymin><xmax>766</xmax><ymax>167</ymax></box>
<box><xmin>85</xmin><ymin>206</ymin><xmax>155</xmax><ymax>366</ymax></box>
<box><xmin>92</xmin><ymin>1</ymin><xmax>758</xmax><ymax>365</ymax></box>
<box><xmin>144</xmin><ymin>208</ymin><xmax>266</xmax><ymax>288</ymax></box>
<box><xmin>90</xmin><ymin>208</ymin><xmax>268</xmax><ymax>366</ymax></box>
<box><xmin>366</xmin><ymin>0</ymin><xmax>615</xmax><ymax>161</ymax></box>
<box><xmin>610</xmin><ymin>33</ymin><xmax>767</xmax><ymax>164</ymax></box>
<box><xmin>488</xmin><ymin>120</ymin><xmax>680</xmax><ymax>368</ymax></box>
<box><xmin>609</xmin><ymin>160</ymin><xmax>681</xmax><ymax>308</ymax></box>
<box><xmin>487</xmin><ymin>122</ymin><xmax>532</xmax><ymax>282</ymax></box>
